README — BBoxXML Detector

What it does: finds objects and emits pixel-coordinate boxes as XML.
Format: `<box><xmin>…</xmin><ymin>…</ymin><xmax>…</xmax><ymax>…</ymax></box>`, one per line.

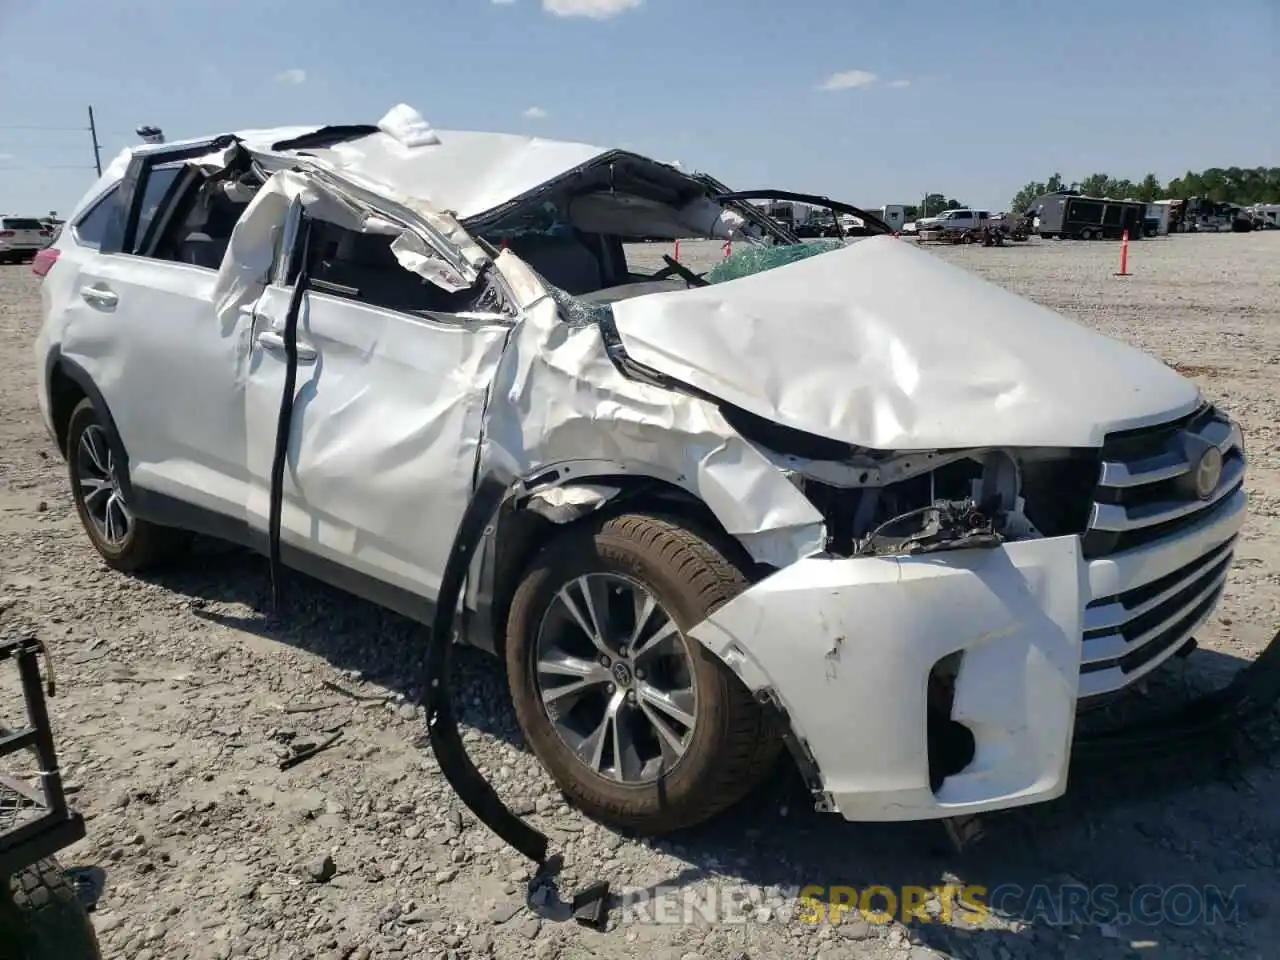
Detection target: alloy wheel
<box><xmin>534</xmin><ymin>573</ymin><xmax>698</xmax><ymax>784</ymax></box>
<box><xmin>75</xmin><ymin>423</ymin><xmax>133</xmax><ymax>546</ymax></box>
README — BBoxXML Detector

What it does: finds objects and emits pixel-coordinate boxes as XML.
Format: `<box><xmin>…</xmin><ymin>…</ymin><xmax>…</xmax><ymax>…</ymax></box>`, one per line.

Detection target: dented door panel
<box><xmin>688</xmin><ymin>535</ymin><xmax>1085</xmax><ymax>820</ymax></box>
<box><xmin>244</xmin><ymin>284</ymin><xmax>509</xmax><ymax>601</ymax></box>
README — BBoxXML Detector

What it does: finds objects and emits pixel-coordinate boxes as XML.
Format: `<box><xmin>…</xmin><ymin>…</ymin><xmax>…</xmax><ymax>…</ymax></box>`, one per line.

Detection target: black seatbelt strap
<box><xmin>422</xmin><ymin>475</ymin><xmax>549</xmax><ymax>861</ymax></box>
<box><xmin>268</xmin><ymin>218</ymin><xmax>312</xmax><ymax>610</ymax></box>
<box><xmin>421</xmin><ymin>474</ymin><xmax>611</xmax><ymax>929</ymax></box>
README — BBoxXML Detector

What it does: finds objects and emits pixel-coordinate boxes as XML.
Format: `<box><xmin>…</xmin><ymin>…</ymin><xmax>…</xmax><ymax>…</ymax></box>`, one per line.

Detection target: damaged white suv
<box><xmin>34</xmin><ymin>106</ymin><xmax>1246</xmax><ymax>835</ymax></box>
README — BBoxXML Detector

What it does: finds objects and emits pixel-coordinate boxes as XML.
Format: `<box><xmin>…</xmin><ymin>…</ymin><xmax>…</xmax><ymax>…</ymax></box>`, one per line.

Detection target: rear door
<box><xmin>242</xmin><ymin>207</ymin><xmax>512</xmax><ymax>608</ymax></box>
<box><xmin>53</xmin><ymin>136</ymin><xmax>256</xmax><ymax>524</ymax></box>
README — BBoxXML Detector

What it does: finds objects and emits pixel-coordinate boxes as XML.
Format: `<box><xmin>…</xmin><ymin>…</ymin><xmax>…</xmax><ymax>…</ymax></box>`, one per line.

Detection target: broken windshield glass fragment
<box><xmin>703</xmin><ymin>239</ymin><xmax>845</xmax><ymax>285</ymax></box>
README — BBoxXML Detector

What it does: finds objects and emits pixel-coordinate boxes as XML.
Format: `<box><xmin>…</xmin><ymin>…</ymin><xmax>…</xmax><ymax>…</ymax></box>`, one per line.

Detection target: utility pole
<box><xmin>87</xmin><ymin>105</ymin><xmax>102</xmax><ymax>177</ymax></box>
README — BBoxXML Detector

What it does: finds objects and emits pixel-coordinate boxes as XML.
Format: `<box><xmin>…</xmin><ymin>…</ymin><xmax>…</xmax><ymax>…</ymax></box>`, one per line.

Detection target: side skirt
<box><xmin>128</xmin><ymin>487</ymin><xmax>440</xmax><ymax>629</ymax></box>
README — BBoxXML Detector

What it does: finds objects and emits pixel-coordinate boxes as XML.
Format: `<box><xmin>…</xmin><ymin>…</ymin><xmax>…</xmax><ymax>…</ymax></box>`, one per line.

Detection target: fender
<box><xmin>462</xmin><ymin>461</ymin><xmax>748</xmax><ymax>655</ymax></box>
<box><xmin>43</xmin><ymin>347</ymin><xmax>137</xmax><ymax>505</ymax></box>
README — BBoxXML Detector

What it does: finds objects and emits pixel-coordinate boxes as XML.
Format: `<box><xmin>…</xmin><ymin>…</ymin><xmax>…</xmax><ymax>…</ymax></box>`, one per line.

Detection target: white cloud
<box><xmin>275</xmin><ymin>68</ymin><xmax>307</xmax><ymax>85</ymax></box>
<box><xmin>817</xmin><ymin>69</ymin><xmax>877</xmax><ymax>91</ymax></box>
<box><xmin>522</xmin><ymin>106</ymin><xmax>548</xmax><ymax>119</ymax></box>
<box><xmin>0</xmin><ymin>153</ymin><xmax>13</xmax><ymax>161</ymax></box>
<box><xmin>888</xmin><ymin>79</ymin><xmax>911</xmax><ymax>88</ymax></box>
<box><xmin>491</xmin><ymin>0</ymin><xmax>516</xmax><ymax>5</ymax></box>
<box><xmin>543</xmin><ymin>0</ymin><xmax>642</xmax><ymax>19</ymax></box>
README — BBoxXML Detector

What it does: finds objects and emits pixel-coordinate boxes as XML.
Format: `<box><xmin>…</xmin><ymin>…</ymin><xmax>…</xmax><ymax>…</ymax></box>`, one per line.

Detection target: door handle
<box><xmin>80</xmin><ymin>285</ymin><xmax>118</xmax><ymax>308</ymax></box>
<box><xmin>255</xmin><ymin>330</ymin><xmax>317</xmax><ymax>362</ymax></box>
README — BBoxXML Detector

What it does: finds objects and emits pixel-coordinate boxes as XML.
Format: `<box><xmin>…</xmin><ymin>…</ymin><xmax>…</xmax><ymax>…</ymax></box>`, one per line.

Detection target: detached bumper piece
<box><xmin>0</xmin><ymin>633</ymin><xmax>85</xmax><ymax>879</ymax></box>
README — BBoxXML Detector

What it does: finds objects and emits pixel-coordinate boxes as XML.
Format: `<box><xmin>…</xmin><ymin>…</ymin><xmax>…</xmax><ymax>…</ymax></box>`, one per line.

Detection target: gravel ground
<box><xmin>1</xmin><ymin>232</ymin><xmax>1278</xmax><ymax>960</ymax></box>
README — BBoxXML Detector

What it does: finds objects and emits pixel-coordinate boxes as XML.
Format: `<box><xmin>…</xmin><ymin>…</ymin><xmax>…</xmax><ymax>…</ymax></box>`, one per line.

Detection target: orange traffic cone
<box><xmin>1115</xmin><ymin>230</ymin><xmax>1131</xmax><ymax>276</ymax></box>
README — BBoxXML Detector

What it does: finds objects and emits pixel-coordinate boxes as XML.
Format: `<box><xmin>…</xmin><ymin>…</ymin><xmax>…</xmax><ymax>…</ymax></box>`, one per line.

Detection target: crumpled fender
<box><xmin>478</xmin><ymin>251</ymin><xmax>827</xmax><ymax>570</ymax></box>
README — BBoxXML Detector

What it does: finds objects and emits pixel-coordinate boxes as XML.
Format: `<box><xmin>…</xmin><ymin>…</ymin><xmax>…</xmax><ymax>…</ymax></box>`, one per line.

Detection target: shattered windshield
<box><xmin>548</xmin><ymin>240</ymin><xmax>845</xmax><ymax>327</ymax></box>
<box><xmin>702</xmin><ymin>240</ymin><xmax>843</xmax><ymax>284</ymax></box>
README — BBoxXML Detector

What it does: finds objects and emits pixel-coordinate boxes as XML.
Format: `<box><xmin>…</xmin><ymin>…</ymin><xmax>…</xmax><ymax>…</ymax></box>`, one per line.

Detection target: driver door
<box><xmin>242</xmin><ymin>206</ymin><xmax>512</xmax><ymax>611</ymax></box>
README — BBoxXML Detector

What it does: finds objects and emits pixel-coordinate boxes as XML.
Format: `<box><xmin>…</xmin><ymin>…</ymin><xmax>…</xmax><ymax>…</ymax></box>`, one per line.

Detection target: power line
<box><xmin>0</xmin><ymin>144</ymin><xmax>100</xmax><ymax>153</ymax></box>
<box><xmin>0</xmin><ymin>165</ymin><xmax>98</xmax><ymax>171</ymax></box>
<box><xmin>0</xmin><ymin>124</ymin><xmax>89</xmax><ymax>132</ymax></box>
<box><xmin>1</xmin><ymin>107</ymin><xmax>111</xmax><ymax>176</ymax></box>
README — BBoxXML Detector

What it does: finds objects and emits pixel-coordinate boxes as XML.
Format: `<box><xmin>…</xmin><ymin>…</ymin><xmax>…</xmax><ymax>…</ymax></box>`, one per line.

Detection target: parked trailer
<box><xmin>1031</xmin><ymin>191</ymin><xmax>1145</xmax><ymax>240</ymax></box>
<box><xmin>1174</xmin><ymin>197</ymin><xmax>1253</xmax><ymax>233</ymax></box>
<box><xmin>1249</xmin><ymin>204</ymin><xmax>1280</xmax><ymax>229</ymax></box>
<box><xmin>1146</xmin><ymin>199</ymin><xmax>1174</xmax><ymax>236</ymax></box>
<box><xmin>877</xmin><ymin>205</ymin><xmax>907</xmax><ymax>232</ymax></box>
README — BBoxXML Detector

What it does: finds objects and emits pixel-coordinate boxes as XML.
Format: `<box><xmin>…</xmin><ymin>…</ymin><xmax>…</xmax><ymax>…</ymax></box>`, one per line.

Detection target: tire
<box><xmin>65</xmin><ymin>398</ymin><xmax>190</xmax><ymax>572</ymax></box>
<box><xmin>505</xmin><ymin>513</ymin><xmax>783</xmax><ymax>835</ymax></box>
<box><xmin>0</xmin><ymin>858</ymin><xmax>102</xmax><ymax>960</ymax></box>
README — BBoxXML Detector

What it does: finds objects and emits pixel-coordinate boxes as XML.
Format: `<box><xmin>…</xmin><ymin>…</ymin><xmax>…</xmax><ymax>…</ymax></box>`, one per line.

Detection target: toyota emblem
<box><xmin>1193</xmin><ymin>446</ymin><xmax>1223</xmax><ymax>500</ymax></box>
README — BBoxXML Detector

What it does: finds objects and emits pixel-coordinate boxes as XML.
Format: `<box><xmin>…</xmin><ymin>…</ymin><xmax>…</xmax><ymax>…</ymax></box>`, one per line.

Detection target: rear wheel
<box><xmin>65</xmin><ymin>398</ymin><xmax>190</xmax><ymax>572</ymax></box>
<box><xmin>505</xmin><ymin>513</ymin><xmax>782</xmax><ymax>835</ymax></box>
<box><xmin>0</xmin><ymin>858</ymin><xmax>102</xmax><ymax>960</ymax></box>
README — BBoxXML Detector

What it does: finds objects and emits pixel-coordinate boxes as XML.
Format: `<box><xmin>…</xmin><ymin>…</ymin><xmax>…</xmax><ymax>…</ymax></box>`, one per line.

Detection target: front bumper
<box><xmin>688</xmin><ymin>479</ymin><xmax>1245</xmax><ymax>821</ymax></box>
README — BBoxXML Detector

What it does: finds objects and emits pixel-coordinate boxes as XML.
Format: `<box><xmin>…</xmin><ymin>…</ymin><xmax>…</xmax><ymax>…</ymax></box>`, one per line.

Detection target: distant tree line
<box><xmin>1007</xmin><ymin>167</ymin><xmax>1280</xmax><ymax>215</ymax></box>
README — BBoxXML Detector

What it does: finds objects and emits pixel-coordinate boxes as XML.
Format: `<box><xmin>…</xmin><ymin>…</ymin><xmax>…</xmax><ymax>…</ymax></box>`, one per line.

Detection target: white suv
<box><xmin>33</xmin><ymin>106</ymin><xmax>1246</xmax><ymax>837</ymax></box>
<box><xmin>1</xmin><ymin>216</ymin><xmax>51</xmax><ymax>263</ymax></box>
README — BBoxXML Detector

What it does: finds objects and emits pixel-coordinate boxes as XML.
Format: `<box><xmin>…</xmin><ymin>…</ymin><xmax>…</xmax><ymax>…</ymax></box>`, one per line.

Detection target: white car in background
<box><xmin>0</xmin><ymin>216</ymin><xmax>51</xmax><ymax>263</ymax></box>
<box><xmin>32</xmin><ymin>105</ymin><xmax>1246</xmax><ymax>839</ymax></box>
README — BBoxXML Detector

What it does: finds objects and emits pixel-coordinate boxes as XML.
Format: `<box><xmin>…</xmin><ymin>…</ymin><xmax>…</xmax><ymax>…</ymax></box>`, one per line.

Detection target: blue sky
<box><xmin>1</xmin><ymin>0</ymin><xmax>1275</xmax><ymax>216</ymax></box>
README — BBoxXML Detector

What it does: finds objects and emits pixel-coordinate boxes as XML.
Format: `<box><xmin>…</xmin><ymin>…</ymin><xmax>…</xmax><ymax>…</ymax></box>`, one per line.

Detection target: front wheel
<box><xmin>505</xmin><ymin>513</ymin><xmax>783</xmax><ymax>835</ymax></box>
<box><xmin>0</xmin><ymin>858</ymin><xmax>102</xmax><ymax>960</ymax></box>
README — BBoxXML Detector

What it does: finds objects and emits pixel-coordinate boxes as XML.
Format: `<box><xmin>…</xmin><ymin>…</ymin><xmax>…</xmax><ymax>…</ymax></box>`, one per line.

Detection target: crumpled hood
<box><xmin>609</xmin><ymin>237</ymin><xmax>1200</xmax><ymax>451</ymax></box>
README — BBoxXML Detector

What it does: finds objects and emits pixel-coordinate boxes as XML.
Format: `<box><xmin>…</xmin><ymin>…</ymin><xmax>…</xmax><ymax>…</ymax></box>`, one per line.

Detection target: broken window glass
<box><xmin>702</xmin><ymin>239</ymin><xmax>844</xmax><ymax>285</ymax></box>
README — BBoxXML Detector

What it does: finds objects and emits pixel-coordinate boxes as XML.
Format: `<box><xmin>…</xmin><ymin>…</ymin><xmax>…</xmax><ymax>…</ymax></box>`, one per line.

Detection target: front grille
<box><xmin>1081</xmin><ymin>535</ymin><xmax>1234</xmax><ymax>678</ymax></box>
<box><xmin>1077</xmin><ymin>404</ymin><xmax>1245</xmax><ymax>696</ymax></box>
<box><xmin>1082</xmin><ymin>405</ymin><xmax>1245</xmax><ymax>559</ymax></box>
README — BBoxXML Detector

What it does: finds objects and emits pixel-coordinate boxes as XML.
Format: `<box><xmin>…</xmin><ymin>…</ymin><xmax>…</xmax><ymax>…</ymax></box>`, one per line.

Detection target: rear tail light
<box><xmin>0</xmin><ymin>230</ymin><xmax>14</xmax><ymax>238</ymax></box>
<box><xmin>32</xmin><ymin>248</ymin><xmax>60</xmax><ymax>278</ymax></box>
<box><xmin>39</xmin><ymin>229</ymin><xmax>51</xmax><ymax>237</ymax></box>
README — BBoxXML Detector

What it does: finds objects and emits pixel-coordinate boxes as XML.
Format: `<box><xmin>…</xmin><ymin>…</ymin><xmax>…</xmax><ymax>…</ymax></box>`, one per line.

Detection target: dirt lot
<box><xmin>1</xmin><ymin>232</ymin><xmax>1278</xmax><ymax>960</ymax></box>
